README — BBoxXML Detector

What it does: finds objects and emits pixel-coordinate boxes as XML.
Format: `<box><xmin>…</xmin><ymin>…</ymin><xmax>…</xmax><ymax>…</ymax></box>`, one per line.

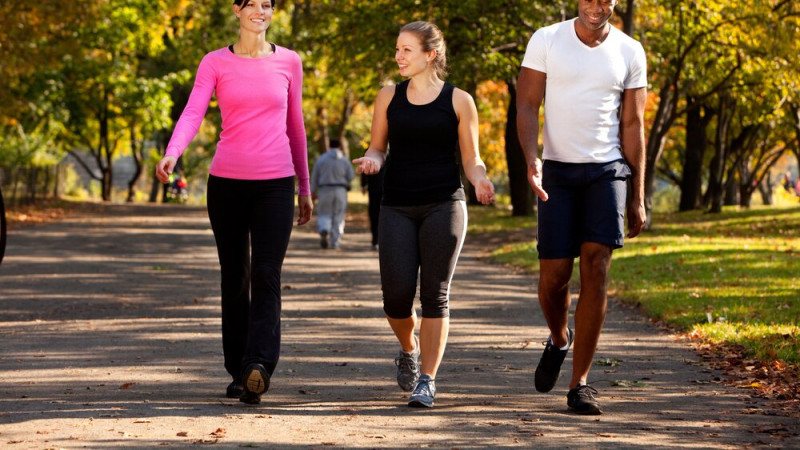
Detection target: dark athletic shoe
<box><xmin>320</xmin><ymin>231</ymin><xmax>329</xmax><ymax>249</ymax></box>
<box><xmin>239</xmin><ymin>391</ymin><xmax>261</xmax><ymax>405</ymax></box>
<box><xmin>534</xmin><ymin>327</ymin><xmax>574</xmax><ymax>393</ymax></box>
<box><xmin>226</xmin><ymin>381</ymin><xmax>244</xmax><ymax>399</ymax></box>
<box><xmin>243</xmin><ymin>363</ymin><xmax>270</xmax><ymax>394</ymax></box>
<box><xmin>408</xmin><ymin>374</ymin><xmax>436</xmax><ymax>408</ymax></box>
<box><xmin>394</xmin><ymin>336</ymin><xmax>420</xmax><ymax>392</ymax></box>
<box><xmin>567</xmin><ymin>384</ymin><xmax>602</xmax><ymax>415</ymax></box>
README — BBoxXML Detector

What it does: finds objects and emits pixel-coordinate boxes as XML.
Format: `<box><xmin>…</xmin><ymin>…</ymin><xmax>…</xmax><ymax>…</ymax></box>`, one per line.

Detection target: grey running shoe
<box><xmin>567</xmin><ymin>384</ymin><xmax>602</xmax><ymax>415</ymax></box>
<box><xmin>534</xmin><ymin>327</ymin><xmax>574</xmax><ymax>393</ymax></box>
<box><xmin>408</xmin><ymin>374</ymin><xmax>436</xmax><ymax>408</ymax></box>
<box><xmin>394</xmin><ymin>336</ymin><xmax>420</xmax><ymax>392</ymax></box>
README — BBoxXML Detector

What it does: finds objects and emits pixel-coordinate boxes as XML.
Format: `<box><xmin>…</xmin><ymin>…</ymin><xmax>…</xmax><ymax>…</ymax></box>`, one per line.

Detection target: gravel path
<box><xmin>0</xmin><ymin>203</ymin><xmax>797</xmax><ymax>448</ymax></box>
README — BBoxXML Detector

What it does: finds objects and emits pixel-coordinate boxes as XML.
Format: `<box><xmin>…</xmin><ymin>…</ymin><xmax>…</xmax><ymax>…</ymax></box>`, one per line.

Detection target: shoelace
<box><xmin>413</xmin><ymin>378</ymin><xmax>434</xmax><ymax>396</ymax></box>
<box><xmin>395</xmin><ymin>354</ymin><xmax>418</xmax><ymax>373</ymax></box>
<box><xmin>575</xmin><ymin>385</ymin><xmax>598</xmax><ymax>399</ymax></box>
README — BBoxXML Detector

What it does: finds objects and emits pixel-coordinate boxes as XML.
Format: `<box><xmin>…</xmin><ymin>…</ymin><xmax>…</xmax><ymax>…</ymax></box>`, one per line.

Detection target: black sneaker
<box><xmin>226</xmin><ymin>380</ymin><xmax>244</xmax><ymax>398</ymax></box>
<box><xmin>567</xmin><ymin>384</ymin><xmax>602</xmax><ymax>415</ymax></box>
<box><xmin>320</xmin><ymin>231</ymin><xmax>329</xmax><ymax>249</ymax></box>
<box><xmin>240</xmin><ymin>363</ymin><xmax>270</xmax><ymax>404</ymax></box>
<box><xmin>240</xmin><ymin>391</ymin><xmax>261</xmax><ymax>405</ymax></box>
<box><xmin>534</xmin><ymin>327</ymin><xmax>573</xmax><ymax>393</ymax></box>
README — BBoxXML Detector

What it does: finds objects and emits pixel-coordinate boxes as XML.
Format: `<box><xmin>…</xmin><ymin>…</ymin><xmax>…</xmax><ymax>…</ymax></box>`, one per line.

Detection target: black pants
<box><xmin>378</xmin><ymin>200</ymin><xmax>467</xmax><ymax>319</ymax></box>
<box><xmin>367</xmin><ymin>185</ymin><xmax>382</xmax><ymax>246</ymax></box>
<box><xmin>207</xmin><ymin>175</ymin><xmax>295</xmax><ymax>380</ymax></box>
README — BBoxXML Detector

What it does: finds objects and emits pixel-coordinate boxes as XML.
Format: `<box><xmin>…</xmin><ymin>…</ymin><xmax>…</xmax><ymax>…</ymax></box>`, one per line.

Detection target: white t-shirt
<box><xmin>521</xmin><ymin>18</ymin><xmax>647</xmax><ymax>163</ymax></box>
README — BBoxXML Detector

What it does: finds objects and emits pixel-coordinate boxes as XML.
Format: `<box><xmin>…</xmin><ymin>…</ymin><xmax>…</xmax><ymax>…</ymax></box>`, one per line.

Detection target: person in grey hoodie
<box><xmin>311</xmin><ymin>139</ymin><xmax>355</xmax><ymax>249</ymax></box>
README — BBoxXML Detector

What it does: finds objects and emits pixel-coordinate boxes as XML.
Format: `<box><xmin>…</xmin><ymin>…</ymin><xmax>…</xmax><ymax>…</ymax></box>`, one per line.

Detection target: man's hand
<box><xmin>528</xmin><ymin>158</ymin><xmax>549</xmax><ymax>201</ymax></box>
<box><xmin>626</xmin><ymin>200</ymin><xmax>646</xmax><ymax>238</ymax></box>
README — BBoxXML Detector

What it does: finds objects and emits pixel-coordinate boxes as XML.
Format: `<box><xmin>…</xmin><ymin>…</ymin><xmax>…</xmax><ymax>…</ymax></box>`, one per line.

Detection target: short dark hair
<box><xmin>233</xmin><ymin>0</ymin><xmax>276</xmax><ymax>8</ymax></box>
<box><xmin>329</xmin><ymin>138</ymin><xmax>341</xmax><ymax>149</ymax></box>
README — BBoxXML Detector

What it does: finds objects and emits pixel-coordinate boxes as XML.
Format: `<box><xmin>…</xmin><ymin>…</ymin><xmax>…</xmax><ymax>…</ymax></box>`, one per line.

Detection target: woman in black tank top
<box><xmin>353</xmin><ymin>21</ymin><xmax>495</xmax><ymax>408</ymax></box>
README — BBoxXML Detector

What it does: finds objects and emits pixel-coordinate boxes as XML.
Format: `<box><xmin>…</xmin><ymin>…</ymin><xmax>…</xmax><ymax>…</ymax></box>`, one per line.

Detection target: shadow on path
<box><xmin>0</xmin><ymin>203</ymin><xmax>797</xmax><ymax>448</ymax></box>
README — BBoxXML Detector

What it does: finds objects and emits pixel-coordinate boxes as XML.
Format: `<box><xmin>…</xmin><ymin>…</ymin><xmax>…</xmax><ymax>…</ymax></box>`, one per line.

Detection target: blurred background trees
<box><xmin>1</xmin><ymin>0</ymin><xmax>798</xmax><ymax>224</ymax></box>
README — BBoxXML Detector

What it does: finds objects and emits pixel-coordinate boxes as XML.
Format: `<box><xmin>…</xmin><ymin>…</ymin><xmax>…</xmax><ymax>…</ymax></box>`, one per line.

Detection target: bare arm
<box><xmin>352</xmin><ymin>85</ymin><xmax>394</xmax><ymax>174</ymax></box>
<box><xmin>453</xmin><ymin>88</ymin><xmax>495</xmax><ymax>205</ymax></box>
<box><xmin>620</xmin><ymin>86</ymin><xmax>647</xmax><ymax>238</ymax></box>
<box><xmin>516</xmin><ymin>68</ymin><xmax>548</xmax><ymax>201</ymax></box>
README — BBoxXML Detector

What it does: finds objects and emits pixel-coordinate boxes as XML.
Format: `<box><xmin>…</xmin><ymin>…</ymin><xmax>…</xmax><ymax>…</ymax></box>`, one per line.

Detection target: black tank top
<box><xmin>382</xmin><ymin>80</ymin><xmax>465</xmax><ymax>206</ymax></box>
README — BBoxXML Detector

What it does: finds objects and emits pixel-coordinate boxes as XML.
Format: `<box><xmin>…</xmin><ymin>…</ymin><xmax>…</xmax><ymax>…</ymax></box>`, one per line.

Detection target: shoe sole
<box><xmin>570</xmin><ymin>405</ymin><xmax>602</xmax><ymax>415</ymax></box>
<box><xmin>408</xmin><ymin>399</ymin><xmax>433</xmax><ymax>408</ymax></box>
<box><xmin>244</xmin><ymin>365</ymin><xmax>270</xmax><ymax>395</ymax></box>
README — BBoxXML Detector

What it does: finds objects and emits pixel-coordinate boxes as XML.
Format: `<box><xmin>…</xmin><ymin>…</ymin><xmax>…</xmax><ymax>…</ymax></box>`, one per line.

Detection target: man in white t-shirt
<box><xmin>516</xmin><ymin>0</ymin><xmax>647</xmax><ymax>415</ymax></box>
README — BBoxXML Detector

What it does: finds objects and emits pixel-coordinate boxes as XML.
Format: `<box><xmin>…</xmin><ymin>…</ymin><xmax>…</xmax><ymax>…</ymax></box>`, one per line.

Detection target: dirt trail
<box><xmin>0</xmin><ymin>203</ymin><xmax>797</xmax><ymax>448</ymax></box>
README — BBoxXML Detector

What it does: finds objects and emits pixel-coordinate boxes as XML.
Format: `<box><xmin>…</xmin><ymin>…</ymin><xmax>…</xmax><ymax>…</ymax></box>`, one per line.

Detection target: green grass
<box><xmin>470</xmin><ymin>205</ymin><xmax>800</xmax><ymax>365</ymax></box>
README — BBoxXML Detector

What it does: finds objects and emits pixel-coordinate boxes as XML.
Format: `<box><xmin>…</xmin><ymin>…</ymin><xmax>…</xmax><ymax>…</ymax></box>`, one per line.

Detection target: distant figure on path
<box><xmin>516</xmin><ymin>0</ymin><xmax>647</xmax><ymax>415</ymax></box>
<box><xmin>310</xmin><ymin>138</ymin><xmax>355</xmax><ymax>250</ymax></box>
<box><xmin>361</xmin><ymin>166</ymin><xmax>385</xmax><ymax>250</ymax></box>
<box><xmin>353</xmin><ymin>21</ymin><xmax>495</xmax><ymax>408</ymax></box>
<box><xmin>156</xmin><ymin>0</ymin><xmax>312</xmax><ymax>405</ymax></box>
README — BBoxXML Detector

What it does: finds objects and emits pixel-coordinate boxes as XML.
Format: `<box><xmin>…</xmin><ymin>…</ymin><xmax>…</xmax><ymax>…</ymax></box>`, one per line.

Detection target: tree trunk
<box><xmin>149</xmin><ymin>131</ymin><xmax>168</xmax><ymax>203</ymax></box>
<box><xmin>317</xmin><ymin>105</ymin><xmax>329</xmax><ymax>156</ymax></box>
<box><xmin>644</xmin><ymin>82</ymin><xmax>676</xmax><ymax>227</ymax></box>
<box><xmin>127</xmin><ymin>125</ymin><xmax>143</xmax><ymax>203</ymax></box>
<box><xmin>616</xmin><ymin>0</ymin><xmax>636</xmax><ymax>36</ymax></box>
<box><xmin>0</xmin><ymin>184</ymin><xmax>6</xmax><ymax>266</ymax></box>
<box><xmin>679</xmin><ymin>98</ymin><xmax>709</xmax><ymax>211</ymax></box>
<box><xmin>723</xmin><ymin>167</ymin><xmax>738</xmax><ymax>206</ymax></box>
<box><xmin>758</xmin><ymin>177</ymin><xmax>773</xmax><ymax>206</ymax></box>
<box><xmin>504</xmin><ymin>81</ymin><xmax>534</xmax><ymax>216</ymax></box>
<box><xmin>706</xmin><ymin>96</ymin><xmax>735</xmax><ymax>213</ymax></box>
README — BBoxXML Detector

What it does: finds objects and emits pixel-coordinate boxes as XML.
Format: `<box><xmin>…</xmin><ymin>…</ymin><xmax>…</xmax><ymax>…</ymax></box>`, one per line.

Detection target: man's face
<box><xmin>577</xmin><ymin>0</ymin><xmax>617</xmax><ymax>31</ymax></box>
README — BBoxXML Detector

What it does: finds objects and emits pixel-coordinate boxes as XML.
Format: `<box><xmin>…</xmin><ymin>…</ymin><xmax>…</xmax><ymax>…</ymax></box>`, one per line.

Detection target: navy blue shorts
<box><xmin>537</xmin><ymin>159</ymin><xmax>631</xmax><ymax>259</ymax></box>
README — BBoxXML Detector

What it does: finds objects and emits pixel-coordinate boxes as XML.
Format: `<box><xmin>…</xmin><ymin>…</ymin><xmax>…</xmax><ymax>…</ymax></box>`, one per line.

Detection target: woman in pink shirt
<box><xmin>156</xmin><ymin>0</ymin><xmax>312</xmax><ymax>405</ymax></box>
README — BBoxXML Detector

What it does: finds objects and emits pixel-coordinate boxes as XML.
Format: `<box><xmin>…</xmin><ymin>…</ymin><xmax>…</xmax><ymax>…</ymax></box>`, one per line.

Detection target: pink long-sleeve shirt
<box><xmin>166</xmin><ymin>46</ymin><xmax>310</xmax><ymax>195</ymax></box>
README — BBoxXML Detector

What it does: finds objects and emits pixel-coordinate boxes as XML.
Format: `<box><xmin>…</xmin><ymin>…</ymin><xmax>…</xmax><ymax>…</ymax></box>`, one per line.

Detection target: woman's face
<box><xmin>395</xmin><ymin>32</ymin><xmax>433</xmax><ymax>78</ymax></box>
<box><xmin>234</xmin><ymin>0</ymin><xmax>274</xmax><ymax>34</ymax></box>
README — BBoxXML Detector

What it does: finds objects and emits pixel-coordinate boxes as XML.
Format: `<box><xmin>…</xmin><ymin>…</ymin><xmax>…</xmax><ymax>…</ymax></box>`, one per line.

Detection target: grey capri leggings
<box><xmin>378</xmin><ymin>200</ymin><xmax>467</xmax><ymax>319</ymax></box>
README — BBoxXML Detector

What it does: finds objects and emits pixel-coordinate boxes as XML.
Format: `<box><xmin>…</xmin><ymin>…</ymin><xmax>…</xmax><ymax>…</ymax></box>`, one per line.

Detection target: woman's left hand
<box><xmin>297</xmin><ymin>195</ymin><xmax>313</xmax><ymax>225</ymax></box>
<box><xmin>475</xmin><ymin>178</ymin><xmax>495</xmax><ymax>205</ymax></box>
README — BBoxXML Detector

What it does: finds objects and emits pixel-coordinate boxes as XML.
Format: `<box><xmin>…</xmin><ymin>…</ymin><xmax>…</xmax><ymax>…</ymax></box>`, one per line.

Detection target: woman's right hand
<box><xmin>352</xmin><ymin>156</ymin><xmax>382</xmax><ymax>175</ymax></box>
<box><xmin>155</xmin><ymin>156</ymin><xmax>177</xmax><ymax>184</ymax></box>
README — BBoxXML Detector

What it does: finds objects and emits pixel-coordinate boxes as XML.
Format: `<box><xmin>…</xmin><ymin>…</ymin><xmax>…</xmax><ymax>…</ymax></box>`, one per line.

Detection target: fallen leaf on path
<box><xmin>210</xmin><ymin>428</ymin><xmax>226</xmax><ymax>438</ymax></box>
<box><xmin>176</xmin><ymin>431</ymin><xmax>188</xmax><ymax>437</ymax></box>
<box><xmin>133</xmin><ymin>420</ymin><xmax>151</xmax><ymax>424</ymax></box>
<box><xmin>298</xmin><ymin>389</ymin><xmax>319</xmax><ymax>395</ymax></box>
<box><xmin>119</xmin><ymin>383</ymin><xmax>135</xmax><ymax>390</ymax></box>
